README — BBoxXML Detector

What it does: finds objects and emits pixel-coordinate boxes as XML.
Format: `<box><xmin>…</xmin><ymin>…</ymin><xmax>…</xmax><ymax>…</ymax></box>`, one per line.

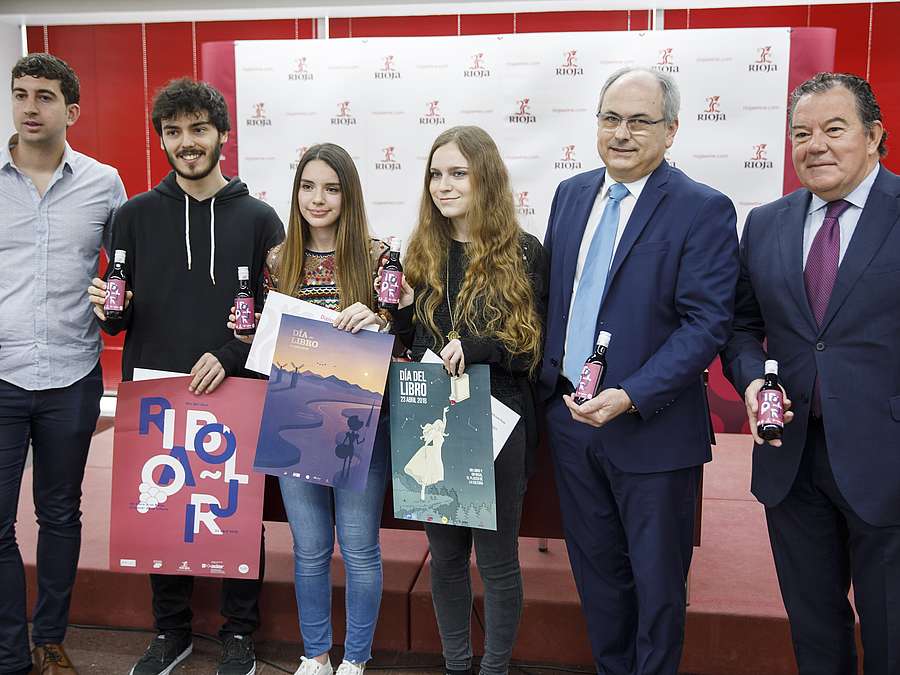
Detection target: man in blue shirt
<box><xmin>0</xmin><ymin>54</ymin><xmax>126</xmax><ymax>675</ymax></box>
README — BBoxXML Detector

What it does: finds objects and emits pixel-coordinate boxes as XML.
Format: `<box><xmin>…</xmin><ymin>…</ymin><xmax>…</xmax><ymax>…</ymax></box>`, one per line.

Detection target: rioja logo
<box><xmin>375</xmin><ymin>146</ymin><xmax>402</xmax><ymax>171</ymax></box>
<box><xmin>509</xmin><ymin>98</ymin><xmax>536</xmax><ymax>124</ymax></box>
<box><xmin>375</xmin><ymin>55</ymin><xmax>401</xmax><ymax>79</ymax></box>
<box><xmin>745</xmin><ymin>144</ymin><xmax>774</xmax><ymax>169</ymax></box>
<box><xmin>556</xmin><ymin>49</ymin><xmax>584</xmax><ymax>76</ymax></box>
<box><xmin>331</xmin><ymin>101</ymin><xmax>357</xmax><ymax>125</ymax></box>
<box><xmin>419</xmin><ymin>100</ymin><xmax>446</xmax><ymax>125</ymax></box>
<box><xmin>749</xmin><ymin>45</ymin><xmax>778</xmax><ymax>72</ymax></box>
<box><xmin>554</xmin><ymin>144</ymin><xmax>582</xmax><ymax>169</ymax></box>
<box><xmin>697</xmin><ymin>95</ymin><xmax>726</xmax><ymax>122</ymax></box>
<box><xmin>464</xmin><ymin>52</ymin><xmax>491</xmax><ymax>78</ymax></box>
<box><xmin>246</xmin><ymin>102</ymin><xmax>272</xmax><ymax>127</ymax></box>
<box><xmin>653</xmin><ymin>47</ymin><xmax>679</xmax><ymax>73</ymax></box>
<box><xmin>515</xmin><ymin>191</ymin><xmax>535</xmax><ymax>216</ymax></box>
<box><xmin>289</xmin><ymin>57</ymin><xmax>314</xmax><ymax>81</ymax></box>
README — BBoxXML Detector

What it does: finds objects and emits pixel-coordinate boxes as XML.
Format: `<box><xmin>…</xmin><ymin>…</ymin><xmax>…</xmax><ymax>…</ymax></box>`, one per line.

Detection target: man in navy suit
<box><xmin>722</xmin><ymin>73</ymin><xmax>899</xmax><ymax>675</ymax></box>
<box><xmin>540</xmin><ymin>67</ymin><xmax>739</xmax><ymax>673</ymax></box>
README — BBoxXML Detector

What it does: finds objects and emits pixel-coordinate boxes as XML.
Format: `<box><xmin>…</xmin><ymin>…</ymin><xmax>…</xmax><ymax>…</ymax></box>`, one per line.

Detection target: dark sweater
<box><xmin>99</xmin><ymin>172</ymin><xmax>284</xmax><ymax>381</ymax></box>
<box><xmin>392</xmin><ymin>232</ymin><xmax>549</xmax><ymax>471</ymax></box>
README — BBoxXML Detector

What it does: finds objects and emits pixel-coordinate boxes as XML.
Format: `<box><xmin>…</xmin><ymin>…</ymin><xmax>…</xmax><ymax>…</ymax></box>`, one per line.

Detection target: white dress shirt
<box><xmin>803</xmin><ymin>163</ymin><xmax>879</xmax><ymax>268</ymax></box>
<box><xmin>562</xmin><ymin>171</ymin><xmax>650</xmax><ymax>379</ymax></box>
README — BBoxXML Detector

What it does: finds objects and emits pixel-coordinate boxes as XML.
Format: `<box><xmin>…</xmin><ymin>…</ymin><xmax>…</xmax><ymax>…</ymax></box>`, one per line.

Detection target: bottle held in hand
<box><xmin>757</xmin><ymin>360</ymin><xmax>784</xmax><ymax>441</ymax></box>
<box><xmin>234</xmin><ymin>266</ymin><xmax>256</xmax><ymax>336</ymax></box>
<box><xmin>378</xmin><ymin>237</ymin><xmax>403</xmax><ymax>311</ymax></box>
<box><xmin>574</xmin><ymin>331</ymin><xmax>611</xmax><ymax>405</ymax></box>
<box><xmin>104</xmin><ymin>249</ymin><xmax>127</xmax><ymax>320</ymax></box>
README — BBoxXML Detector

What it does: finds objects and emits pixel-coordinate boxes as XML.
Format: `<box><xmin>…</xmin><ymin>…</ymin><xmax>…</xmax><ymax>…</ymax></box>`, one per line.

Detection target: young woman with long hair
<box><xmin>231</xmin><ymin>143</ymin><xmax>390</xmax><ymax>675</ymax></box>
<box><xmin>389</xmin><ymin>126</ymin><xmax>548</xmax><ymax>675</ymax></box>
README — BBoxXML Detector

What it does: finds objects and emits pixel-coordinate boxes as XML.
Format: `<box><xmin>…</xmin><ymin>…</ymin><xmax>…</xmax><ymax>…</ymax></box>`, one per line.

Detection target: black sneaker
<box><xmin>129</xmin><ymin>632</ymin><xmax>193</xmax><ymax>675</ymax></box>
<box><xmin>217</xmin><ymin>634</ymin><xmax>256</xmax><ymax>675</ymax></box>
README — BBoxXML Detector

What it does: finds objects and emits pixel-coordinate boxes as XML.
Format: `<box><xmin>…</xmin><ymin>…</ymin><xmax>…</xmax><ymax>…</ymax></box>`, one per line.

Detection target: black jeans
<box><xmin>0</xmin><ymin>364</ymin><xmax>103</xmax><ymax>673</ymax></box>
<box><xmin>766</xmin><ymin>417</ymin><xmax>900</xmax><ymax>675</ymax></box>
<box><xmin>150</xmin><ymin>529</ymin><xmax>266</xmax><ymax>639</ymax></box>
<box><xmin>424</xmin><ymin>394</ymin><xmax>528</xmax><ymax>675</ymax></box>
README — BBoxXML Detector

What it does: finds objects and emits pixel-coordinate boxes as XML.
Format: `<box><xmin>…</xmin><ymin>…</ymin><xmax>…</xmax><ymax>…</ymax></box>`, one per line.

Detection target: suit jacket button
<box><xmin>816</xmin><ymin>341</ymin><xmax>826</xmax><ymax>351</ymax></box>
<box><xmin>550</xmin><ymin>358</ymin><xmax>559</xmax><ymax>367</ymax></box>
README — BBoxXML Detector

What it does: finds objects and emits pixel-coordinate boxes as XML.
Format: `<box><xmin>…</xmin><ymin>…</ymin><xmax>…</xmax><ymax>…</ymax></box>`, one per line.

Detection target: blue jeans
<box><xmin>0</xmin><ymin>364</ymin><xmax>102</xmax><ymax>673</ymax></box>
<box><xmin>278</xmin><ymin>415</ymin><xmax>389</xmax><ymax>663</ymax></box>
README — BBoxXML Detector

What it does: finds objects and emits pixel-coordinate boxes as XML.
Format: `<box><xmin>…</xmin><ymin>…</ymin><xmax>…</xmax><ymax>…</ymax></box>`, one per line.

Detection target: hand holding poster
<box><xmin>390</xmin><ymin>363</ymin><xmax>496</xmax><ymax>530</ymax></box>
<box><xmin>254</xmin><ymin>314</ymin><xmax>394</xmax><ymax>492</ymax></box>
<box><xmin>109</xmin><ymin>377</ymin><xmax>267</xmax><ymax>578</ymax></box>
<box><xmin>245</xmin><ymin>290</ymin><xmax>379</xmax><ymax>376</ymax></box>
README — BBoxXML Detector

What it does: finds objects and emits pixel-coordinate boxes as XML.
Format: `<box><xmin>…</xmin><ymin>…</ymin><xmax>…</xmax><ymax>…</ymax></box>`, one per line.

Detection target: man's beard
<box><xmin>165</xmin><ymin>140</ymin><xmax>222</xmax><ymax>181</ymax></box>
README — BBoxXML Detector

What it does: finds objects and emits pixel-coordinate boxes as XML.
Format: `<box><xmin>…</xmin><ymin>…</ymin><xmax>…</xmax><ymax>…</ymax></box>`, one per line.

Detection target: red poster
<box><xmin>109</xmin><ymin>377</ymin><xmax>267</xmax><ymax>579</ymax></box>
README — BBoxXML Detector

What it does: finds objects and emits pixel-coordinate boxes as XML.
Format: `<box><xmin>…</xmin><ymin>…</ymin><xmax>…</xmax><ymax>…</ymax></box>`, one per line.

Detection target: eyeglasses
<box><xmin>597</xmin><ymin>112</ymin><xmax>666</xmax><ymax>133</ymax></box>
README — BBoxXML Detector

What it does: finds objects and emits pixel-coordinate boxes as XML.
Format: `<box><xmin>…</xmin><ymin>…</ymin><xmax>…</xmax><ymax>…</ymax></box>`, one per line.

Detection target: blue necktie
<box><xmin>563</xmin><ymin>182</ymin><xmax>629</xmax><ymax>387</ymax></box>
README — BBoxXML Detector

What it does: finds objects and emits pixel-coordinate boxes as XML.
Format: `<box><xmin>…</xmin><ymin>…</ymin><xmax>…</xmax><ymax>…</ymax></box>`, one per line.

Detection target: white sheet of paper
<box><xmin>245</xmin><ymin>290</ymin><xmax>378</xmax><ymax>375</ymax></box>
<box><xmin>132</xmin><ymin>368</ymin><xmax>189</xmax><ymax>381</ymax></box>
<box><xmin>422</xmin><ymin>349</ymin><xmax>519</xmax><ymax>460</ymax></box>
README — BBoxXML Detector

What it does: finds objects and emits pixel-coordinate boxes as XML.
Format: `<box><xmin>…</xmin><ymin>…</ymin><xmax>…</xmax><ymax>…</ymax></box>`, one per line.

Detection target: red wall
<box><xmin>28</xmin><ymin>5</ymin><xmax>900</xmax><ymax>429</ymax></box>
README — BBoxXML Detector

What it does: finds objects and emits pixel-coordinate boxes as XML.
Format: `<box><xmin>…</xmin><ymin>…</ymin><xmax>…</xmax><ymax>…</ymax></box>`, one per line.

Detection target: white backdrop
<box><xmin>235</xmin><ymin>28</ymin><xmax>790</xmax><ymax>242</ymax></box>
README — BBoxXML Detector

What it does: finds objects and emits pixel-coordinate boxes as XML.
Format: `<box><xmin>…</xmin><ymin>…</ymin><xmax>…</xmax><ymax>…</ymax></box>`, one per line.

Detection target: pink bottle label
<box><xmin>235</xmin><ymin>297</ymin><xmax>255</xmax><ymax>330</ymax></box>
<box><xmin>575</xmin><ymin>363</ymin><xmax>604</xmax><ymax>402</ymax></box>
<box><xmin>378</xmin><ymin>270</ymin><xmax>402</xmax><ymax>304</ymax></box>
<box><xmin>757</xmin><ymin>389</ymin><xmax>784</xmax><ymax>427</ymax></box>
<box><xmin>104</xmin><ymin>278</ymin><xmax>125</xmax><ymax>312</ymax></box>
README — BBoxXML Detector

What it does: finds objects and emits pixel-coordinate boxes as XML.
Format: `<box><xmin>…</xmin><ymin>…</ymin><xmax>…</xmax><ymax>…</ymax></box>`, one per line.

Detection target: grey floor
<box><xmin>55</xmin><ymin>626</ymin><xmax>448</xmax><ymax>674</ymax></box>
<box><xmin>51</xmin><ymin>626</ymin><xmax>700</xmax><ymax>675</ymax></box>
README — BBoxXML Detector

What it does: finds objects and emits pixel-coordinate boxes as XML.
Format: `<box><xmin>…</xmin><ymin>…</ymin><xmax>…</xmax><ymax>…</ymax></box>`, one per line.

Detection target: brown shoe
<box><xmin>32</xmin><ymin>644</ymin><xmax>77</xmax><ymax>675</ymax></box>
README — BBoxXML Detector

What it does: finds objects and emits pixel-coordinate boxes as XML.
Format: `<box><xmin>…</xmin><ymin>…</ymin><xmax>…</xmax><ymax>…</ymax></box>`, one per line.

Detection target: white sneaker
<box><xmin>294</xmin><ymin>656</ymin><xmax>333</xmax><ymax>675</ymax></box>
<box><xmin>335</xmin><ymin>661</ymin><xmax>366</xmax><ymax>675</ymax></box>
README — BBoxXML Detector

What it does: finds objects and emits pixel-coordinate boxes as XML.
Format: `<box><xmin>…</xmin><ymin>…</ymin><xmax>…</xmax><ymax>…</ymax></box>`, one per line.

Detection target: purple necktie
<box><xmin>804</xmin><ymin>199</ymin><xmax>850</xmax><ymax>415</ymax></box>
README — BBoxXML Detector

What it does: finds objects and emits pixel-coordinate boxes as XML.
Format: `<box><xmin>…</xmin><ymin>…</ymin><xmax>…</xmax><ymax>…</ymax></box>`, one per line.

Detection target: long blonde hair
<box><xmin>276</xmin><ymin>143</ymin><xmax>375</xmax><ymax>309</ymax></box>
<box><xmin>405</xmin><ymin>126</ymin><xmax>541</xmax><ymax>371</ymax></box>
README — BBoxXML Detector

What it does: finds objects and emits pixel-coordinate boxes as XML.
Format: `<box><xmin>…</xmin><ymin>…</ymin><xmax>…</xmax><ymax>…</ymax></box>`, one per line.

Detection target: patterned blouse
<box><xmin>264</xmin><ymin>238</ymin><xmax>390</xmax><ymax>310</ymax></box>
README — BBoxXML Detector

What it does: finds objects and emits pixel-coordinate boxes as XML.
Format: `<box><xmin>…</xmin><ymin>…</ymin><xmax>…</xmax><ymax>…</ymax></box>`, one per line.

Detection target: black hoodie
<box><xmin>100</xmin><ymin>172</ymin><xmax>284</xmax><ymax>381</ymax></box>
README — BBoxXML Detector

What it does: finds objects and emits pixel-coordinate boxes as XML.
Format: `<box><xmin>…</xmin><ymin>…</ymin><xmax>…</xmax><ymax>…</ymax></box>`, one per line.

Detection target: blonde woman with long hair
<box><xmin>389</xmin><ymin>126</ymin><xmax>548</xmax><ymax>675</ymax></box>
<box><xmin>232</xmin><ymin>143</ymin><xmax>390</xmax><ymax>675</ymax></box>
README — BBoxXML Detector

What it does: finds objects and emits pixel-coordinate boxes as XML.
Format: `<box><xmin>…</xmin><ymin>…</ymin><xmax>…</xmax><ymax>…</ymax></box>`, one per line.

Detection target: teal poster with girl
<box><xmin>389</xmin><ymin>363</ymin><xmax>496</xmax><ymax>530</ymax></box>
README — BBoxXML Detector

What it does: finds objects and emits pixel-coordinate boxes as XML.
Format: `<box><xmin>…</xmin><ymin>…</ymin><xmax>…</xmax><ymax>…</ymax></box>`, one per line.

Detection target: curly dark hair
<box><xmin>11</xmin><ymin>53</ymin><xmax>80</xmax><ymax>105</ymax></box>
<box><xmin>789</xmin><ymin>72</ymin><xmax>888</xmax><ymax>157</ymax></box>
<box><xmin>150</xmin><ymin>77</ymin><xmax>231</xmax><ymax>136</ymax></box>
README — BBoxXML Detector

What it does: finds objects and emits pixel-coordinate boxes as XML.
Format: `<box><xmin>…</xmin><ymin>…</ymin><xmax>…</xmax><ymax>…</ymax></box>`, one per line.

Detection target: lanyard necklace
<box><xmin>446</xmin><ymin>254</ymin><xmax>460</xmax><ymax>341</ymax></box>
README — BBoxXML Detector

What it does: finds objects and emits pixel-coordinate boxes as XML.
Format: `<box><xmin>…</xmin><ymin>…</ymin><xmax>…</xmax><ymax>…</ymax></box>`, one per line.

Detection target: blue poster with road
<box><xmin>253</xmin><ymin>314</ymin><xmax>394</xmax><ymax>492</ymax></box>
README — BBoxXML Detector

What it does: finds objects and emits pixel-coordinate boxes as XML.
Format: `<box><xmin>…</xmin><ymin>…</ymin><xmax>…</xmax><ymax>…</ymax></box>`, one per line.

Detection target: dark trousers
<box><xmin>545</xmin><ymin>395</ymin><xmax>700</xmax><ymax>675</ymax></box>
<box><xmin>766</xmin><ymin>417</ymin><xmax>900</xmax><ymax>675</ymax></box>
<box><xmin>0</xmin><ymin>364</ymin><xmax>103</xmax><ymax>674</ymax></box>
<box><xmin>424</xmin><ymin>395</ymin><xmax>528</xmax><ymax>675</ymax></box>
<box><xmin>150</xmin><ymin>530</ymin><xmax>266</xmax><ymax>639</ymax></box>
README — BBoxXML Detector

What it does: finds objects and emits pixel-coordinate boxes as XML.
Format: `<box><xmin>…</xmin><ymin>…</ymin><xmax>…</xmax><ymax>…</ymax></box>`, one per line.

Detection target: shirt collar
<box><xmin>808</xmin><ymin>162</ymin><xmax>880</xmax><ymax>215</ymax></box>
<box><xmin>602</xmin><ymin>171</ymin><xmax>651</xmax><ymax>201</ymax></box>
<box><xmin>1</xmin><ymin>134</ymin><xmax>77</xmax><ymax>176</ymax></box>
<box><xmin>0</xmin><ymin>135</ymin><xmax>14</xmax><ymax>171</ymax></box>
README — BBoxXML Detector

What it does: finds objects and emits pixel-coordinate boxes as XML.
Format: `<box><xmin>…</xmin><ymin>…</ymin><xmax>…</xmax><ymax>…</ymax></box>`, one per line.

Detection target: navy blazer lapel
<box><xmin>777</xmin><ymin>192</ymin><xmax>818</xmax><ymax>333</ymax></box>
<box><xmin>561</xmin><ymin>169</ymin><xmax>605</xmax><ymax>315</ymax></box>
<box><xmin>820</xmin><ymin>170</ymin><xmax>900</xmax><ymax>332</ymax></box>
<box><xmin>602</xmin><ymin>162</ymin><xmax>668</xmax><ymax>302</ymax></box>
